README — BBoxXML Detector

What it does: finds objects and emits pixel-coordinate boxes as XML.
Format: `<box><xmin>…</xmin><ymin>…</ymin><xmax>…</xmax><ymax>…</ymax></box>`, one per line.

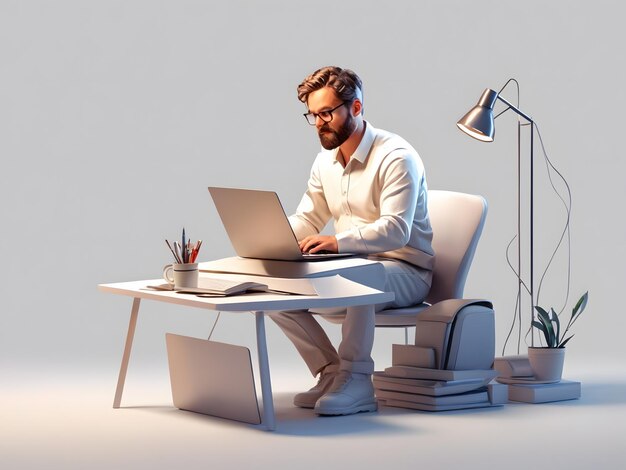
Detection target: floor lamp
<box><xmin>456</xmin><ymin>87</ymin><xmax>537</xmax><ymax>347</ymax></box>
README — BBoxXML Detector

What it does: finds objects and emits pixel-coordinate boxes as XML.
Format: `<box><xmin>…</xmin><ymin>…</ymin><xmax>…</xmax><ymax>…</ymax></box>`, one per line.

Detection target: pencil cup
<box><xmin>163</xmin><ymin>263</ymin><xmax>199</xmax><ymax>289</ymax></box>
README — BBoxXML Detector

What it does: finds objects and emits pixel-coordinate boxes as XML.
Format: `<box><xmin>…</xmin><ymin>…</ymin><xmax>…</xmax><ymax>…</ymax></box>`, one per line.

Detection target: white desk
<box><xmin>98</xmin><ymin>274</ymin><xmax>393</xmax><ymax>431</ymax></box>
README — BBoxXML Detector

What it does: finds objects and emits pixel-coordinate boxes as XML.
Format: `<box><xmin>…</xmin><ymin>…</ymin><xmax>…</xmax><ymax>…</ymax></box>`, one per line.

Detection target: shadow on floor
<box><xmin>118</xmin><ymin>380</ymin><xmax>626</xmax><ymax>434</ymax></box>
<box><xmin>120</xmin><ymin>391</ymin><xmax>511</xmax><ymax>436</ymax></box>
<box><xmin>120</xmin><ymin>392</ymin><xmax>420</xmax><ymax>436</ymax></box>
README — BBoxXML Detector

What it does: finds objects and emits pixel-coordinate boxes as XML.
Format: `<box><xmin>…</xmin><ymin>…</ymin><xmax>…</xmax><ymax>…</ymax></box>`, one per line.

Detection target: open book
<box><xmin>182</xmin><ymin>277</ymin><xmax>269</xmax><ymax>295</ymax></box>
<box><xmin>149</xmin><ymin>277</ymin><xmax>268</xmax><ymax>296</ymax></box>
<box><xmin>149</xmin><ymin>275</ymin><xmax>318</xmax><ymax>297</ymax></box>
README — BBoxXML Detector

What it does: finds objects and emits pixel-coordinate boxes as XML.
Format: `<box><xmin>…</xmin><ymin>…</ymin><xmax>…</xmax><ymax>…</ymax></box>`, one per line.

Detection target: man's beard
<box><xmin>318</xmin><ymin>114</ymin><xmax>355</xmax><ymax>150</ymax></box>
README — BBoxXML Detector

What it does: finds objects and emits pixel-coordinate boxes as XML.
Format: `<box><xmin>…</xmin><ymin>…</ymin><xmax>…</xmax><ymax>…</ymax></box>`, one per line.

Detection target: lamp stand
<box><xmin>457</xmin><ymin>88</ymin><xmax>536</xmax><ymax>349</ymax></box>
<box><xmin>497</xmin><ymin>95</ymin><xmax>535</xmax><ymax>348</ymax></box>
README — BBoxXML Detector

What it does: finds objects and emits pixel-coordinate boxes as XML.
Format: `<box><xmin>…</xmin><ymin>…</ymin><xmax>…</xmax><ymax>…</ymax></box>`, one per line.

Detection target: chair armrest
<box><xmin>413</xmin><ymin>299</ymin><xmax>495</xmax><ymax>370</ymax></box>
<box><xmin>416</xmin><ymin>299</ymin><xmax>493</xmax><ymax>323</ymax></box>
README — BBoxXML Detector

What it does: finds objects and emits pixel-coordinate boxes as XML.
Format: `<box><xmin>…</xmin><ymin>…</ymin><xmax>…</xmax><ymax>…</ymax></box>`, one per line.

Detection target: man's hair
<box><xmin>297</xmin><ymin>66</ymin><xmax>363</xmax><ymax>105</ymax></box>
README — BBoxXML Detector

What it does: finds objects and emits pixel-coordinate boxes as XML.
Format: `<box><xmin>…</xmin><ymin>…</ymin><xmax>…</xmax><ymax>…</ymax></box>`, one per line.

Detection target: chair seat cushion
<box><xmin>316</xmin><ymin>303</ymin><xmax>433</xmax><ymax>326</ymax></box>
<box><xmin>374</xmin><ymin>302</ymin><xmax>432</xmax><ymax>327</ymax></box>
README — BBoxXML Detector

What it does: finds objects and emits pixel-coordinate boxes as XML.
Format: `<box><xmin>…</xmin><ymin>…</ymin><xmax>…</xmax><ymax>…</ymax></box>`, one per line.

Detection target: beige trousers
<box><xmin>270</xmin><ymin>259</ymin><xmax>430</xmax><ymax>376</ymax></box>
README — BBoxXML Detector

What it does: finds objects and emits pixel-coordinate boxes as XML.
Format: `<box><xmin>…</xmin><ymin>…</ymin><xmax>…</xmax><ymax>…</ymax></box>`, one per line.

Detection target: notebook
<box><xmin>208</xmin><ymin>186</ymin><xmax>355</xmax><ymax>262</ymax></box>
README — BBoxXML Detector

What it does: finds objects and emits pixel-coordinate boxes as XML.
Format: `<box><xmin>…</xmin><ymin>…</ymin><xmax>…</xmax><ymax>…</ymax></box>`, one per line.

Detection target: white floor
<box><xmin>3</xmin><ymin>362</ymin><xmax>626</xmax><ymax>470</ymax></box>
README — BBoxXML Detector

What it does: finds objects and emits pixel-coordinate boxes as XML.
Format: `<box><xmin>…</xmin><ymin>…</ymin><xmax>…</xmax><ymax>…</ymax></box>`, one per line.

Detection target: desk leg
<box><xmin>113</xmin><ymin>297</ymin><xmax>141</xmax><ymax>409</ymax></box>
<box><xmin>254</xmin><ymin>311</ymin><xmax>275</xmax><ymax>431</ymax></box>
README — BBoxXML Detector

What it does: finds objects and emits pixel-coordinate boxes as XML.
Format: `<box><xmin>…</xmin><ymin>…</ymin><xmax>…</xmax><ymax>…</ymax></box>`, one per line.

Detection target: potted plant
<box><xmin>529</xmin><ymin>292</ymin><xmax>589</xmax><ymax>381</ymax></box>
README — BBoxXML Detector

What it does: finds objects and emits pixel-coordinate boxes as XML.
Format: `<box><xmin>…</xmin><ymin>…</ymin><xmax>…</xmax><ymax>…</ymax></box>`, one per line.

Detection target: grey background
<box><xmin>1</xmin><ymin>0</ymin><xmax>623</xmax><ymax>381</ymax></box>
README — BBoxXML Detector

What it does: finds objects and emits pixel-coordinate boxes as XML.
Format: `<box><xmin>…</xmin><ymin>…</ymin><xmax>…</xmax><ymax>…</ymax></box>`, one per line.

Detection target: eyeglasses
<box><xmin>303</xmin><ymin>101</ymin><xmax>348</xmax><ymax>125</ymax></box>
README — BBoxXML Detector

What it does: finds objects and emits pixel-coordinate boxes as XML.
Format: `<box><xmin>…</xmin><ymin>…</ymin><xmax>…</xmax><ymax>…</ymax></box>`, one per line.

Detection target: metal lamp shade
<box><xmin>456</xmin><ymin>88</ymin><xmax>498</xmax><ymax>142</ymax></box>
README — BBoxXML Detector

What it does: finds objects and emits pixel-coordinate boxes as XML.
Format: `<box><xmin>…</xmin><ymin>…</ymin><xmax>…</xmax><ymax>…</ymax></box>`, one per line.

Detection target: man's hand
<box><xmin>299</xmin><ymin>235</ymin><xmax>338</xmax><ymax>254</ymax></box>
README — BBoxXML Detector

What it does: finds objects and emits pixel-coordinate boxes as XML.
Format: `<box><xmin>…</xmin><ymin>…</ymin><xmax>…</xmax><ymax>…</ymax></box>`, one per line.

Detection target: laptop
<box><xmin>208</xmin><ymin>186</ymin><xmax>354</xmax><ymax>261</ymax></box>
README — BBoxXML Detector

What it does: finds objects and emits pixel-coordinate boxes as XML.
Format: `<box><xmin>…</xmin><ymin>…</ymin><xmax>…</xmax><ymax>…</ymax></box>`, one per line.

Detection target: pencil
<box><xmin>182</xmin><ymin>228</ymin><xmax>186</xmax><ymax>263</ymax></box>
<box><xmin>165</xmin><ymin>239</ymin><xmax>180</xmax><ymax>263</ymax></box>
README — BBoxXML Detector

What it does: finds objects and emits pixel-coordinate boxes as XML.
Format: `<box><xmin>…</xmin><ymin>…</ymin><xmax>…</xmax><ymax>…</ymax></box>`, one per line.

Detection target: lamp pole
<box><xmin>495</xmin><ymin>94</ymin><xmax>535</xmax><ymax>346</ymax></box>
<box><xmin>530</xmin><ymin>120</ymin><xmax>535</xmax><ymax>346</ymax></box>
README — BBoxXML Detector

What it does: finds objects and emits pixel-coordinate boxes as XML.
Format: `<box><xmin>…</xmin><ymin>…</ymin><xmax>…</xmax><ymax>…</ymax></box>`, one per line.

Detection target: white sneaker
<box><xmin>293</xmin><ymin>369</ymin><xmax>338</xmax><ymax>408</ymax></box>
<box><xmin>314</xmin><ymin>371</ymin><xmax>377</xmax><ymax>416</ymax></box>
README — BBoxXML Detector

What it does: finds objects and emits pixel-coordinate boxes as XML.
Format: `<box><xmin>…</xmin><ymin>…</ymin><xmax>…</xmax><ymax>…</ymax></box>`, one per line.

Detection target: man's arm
<box><xmin>288</xmin><ymin>155</ymin><xmax>333</xmax><ymax>242</ymax></box>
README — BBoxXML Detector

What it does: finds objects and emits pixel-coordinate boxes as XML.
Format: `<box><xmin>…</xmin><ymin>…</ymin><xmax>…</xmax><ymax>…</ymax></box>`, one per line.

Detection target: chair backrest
<box><xmin>425</xmin><ymin>190</ymin><xmax>488</xmax><ymax>305</ymax></box>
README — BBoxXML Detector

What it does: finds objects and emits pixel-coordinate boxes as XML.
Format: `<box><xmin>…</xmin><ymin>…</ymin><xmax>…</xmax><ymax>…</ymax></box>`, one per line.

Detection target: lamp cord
<box><xmin>500</xmin><ymin>84</ymin><xmax>573</xmax><ymax>355</ymax></box>
<box><xmin>498</xmin><ymin>78</ymin><xmax>520</xmax><ymax>97</ymax></box>
<box><xmin>501</xmin><ymin>121</ymin><xmax>574</xmax><ymax>354</ymax></box>
<box><xmin>207</xmin><ymin>311</ymin><xmax>221</xmax><ymax>340</ymax></box>
<box><xmin>494</xmin><ymin>78</ymin><xmax>520</xmax><ymax>120</ymax></box>
<box><xmin>534</xmin><ymin>122</ymin><xmax>573</xmax><ymax>313</ymax></box>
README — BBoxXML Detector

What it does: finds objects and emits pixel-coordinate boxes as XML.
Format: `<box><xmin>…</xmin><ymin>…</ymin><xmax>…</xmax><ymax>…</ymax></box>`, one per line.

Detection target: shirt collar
<box><xmin>329</xmin><ymin>120</ymin><xmax>375</xmax><ymax>165</ymax></box>
<box><xmin>351</xmin><ymin>121</ymin><xmax>375</xmax><ymax>164</ymax></box>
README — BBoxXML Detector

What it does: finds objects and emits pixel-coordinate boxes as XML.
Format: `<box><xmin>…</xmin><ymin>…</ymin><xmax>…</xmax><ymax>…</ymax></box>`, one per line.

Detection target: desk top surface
<box><xmin>98</xmin><ymin>275</ymin><xmax>393</xmax><ymax>312</ymax></box>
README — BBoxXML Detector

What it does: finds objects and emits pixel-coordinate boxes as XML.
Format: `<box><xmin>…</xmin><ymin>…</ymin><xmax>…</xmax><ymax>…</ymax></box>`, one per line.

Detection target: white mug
<box><xmin>163</xmin><ymin>263</ymin><xmax>199</xmax><ymax>289</ymax></box>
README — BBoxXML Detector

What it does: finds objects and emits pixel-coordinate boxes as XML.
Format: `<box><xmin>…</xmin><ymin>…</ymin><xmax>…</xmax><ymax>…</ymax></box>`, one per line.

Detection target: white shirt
<box><xmin>289</xmin><ymin>122</ymin><xmax>434</xmax><ymax>283</ymax></box>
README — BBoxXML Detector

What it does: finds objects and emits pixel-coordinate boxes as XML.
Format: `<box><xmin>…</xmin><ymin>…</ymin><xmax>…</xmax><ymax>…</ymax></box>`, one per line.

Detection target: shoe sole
<box><xmin>293</xmin><ymin>400</ymin><xmax>316</xmax><ymax>409</ymax></box>
<box><xmin>314</xmin><ymin>400</ymin><xmax>378</xmax><ymax>416</ymax></box>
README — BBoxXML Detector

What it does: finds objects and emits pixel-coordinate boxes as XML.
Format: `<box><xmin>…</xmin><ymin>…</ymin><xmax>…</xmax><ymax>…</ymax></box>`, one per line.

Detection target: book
<box><xmin>373</xmin><ymin>372</ymin><xmax>489</xmax><ymax>396</ymax></box>
<box><xmin>180</xmin><ymin>280</ymin><xmax>268</xmax><ymax>296</ymax></box>
<box><xmin>148</xmin><ymin>275</ymin><xmax>320</xmax><ymax>297</ymax></box>
<box><xmin>392</xmin><ymin>344</ymin><xmax>436</xmax><ymax>368</ymax></box>
<box><xmin>148</xmin><ymin>277</ymin><xmax>268</xmax><ymax>296</ymax></box>
<box><xmin>507</xmin><ymin>379</ymin><xmax>581</xmax><ymax>403</ymax></box>
<box><xmin>384</xmin><ymin>365</ymin><xmax>498</xmax><ymax>382</ymax></box>
<box><xmin>382</xmin><ymin>398</ymin><xmax>493</xmax><ymax>412</ymax></box>
<box><xmin>496</xmin><ymin>376</ymin><xmax>559</xmax><ymax>385</ymax></box>
<box><xmin>376</xmin><ymin>388</ymin><xmax>488</xmax><ymax>406</ymax></box>
<box><xmin>487</xmin><ymin>381</ymin><xmax>509</xmax><ymax>405</ymax></box>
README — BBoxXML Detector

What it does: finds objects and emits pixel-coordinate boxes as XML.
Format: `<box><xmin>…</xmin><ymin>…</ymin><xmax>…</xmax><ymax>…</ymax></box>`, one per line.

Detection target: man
<box><xmin>271</xmin><ymin>66</ymin><xmax>434</xmax><ymax>416</ymax></box>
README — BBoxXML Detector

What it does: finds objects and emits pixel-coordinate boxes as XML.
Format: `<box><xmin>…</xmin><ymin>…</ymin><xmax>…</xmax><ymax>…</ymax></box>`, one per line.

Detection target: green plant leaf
<box><xmin>559</xmin><ymin>334</ymin><xmax>575</xmax><ymax>348</ymax></box>
<box><xmin>572</xmin><ymin>292</ymin><xmax>589</xmax><ymax>318</ymax></box>
<box><xmin>568</xmin><ymin>292</ymin><xmax>590</xmax><ymax>331</ymax></box>
<box><xmin>535</xmin><ymin>306</ymin><xmax>550</xmax><ymax>318</ymax></box>
<box><xmin>532</xmin><ymin>320</ymin><xmax>551</xmax><ymax>345</ymax></box>
<box><xmin>535</xmin><ymin>307</ymin><xmax>556</xmax><ymax>347</ymax></box>
<box><xmin>535</xmin><ymin>292</ymin><xmax>588</xmax><ymax>348</ymax></box>
<box><xmin>551</xmin><ymin>308</ymin><xmax>561</xmax><ymax>345</ymax></box>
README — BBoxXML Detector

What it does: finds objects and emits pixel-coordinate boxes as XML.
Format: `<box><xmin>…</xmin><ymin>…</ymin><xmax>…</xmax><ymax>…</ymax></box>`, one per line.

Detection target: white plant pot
<box><xmin>528</xmin><ymin>347</ymin><xmax>565</xmax><ymax>381</ymax></box>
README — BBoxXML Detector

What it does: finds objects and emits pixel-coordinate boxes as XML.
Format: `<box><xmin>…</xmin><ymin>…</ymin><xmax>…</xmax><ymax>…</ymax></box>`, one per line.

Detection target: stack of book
<box><xmin>374</xmin><ymin>365</ymin><xmax>506</xmax><ymax>411</ymax></box>
<box><xmin>494</xmin><ymin>355</ymin><xmax>581</xmax><ymax>403</ymax></box>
